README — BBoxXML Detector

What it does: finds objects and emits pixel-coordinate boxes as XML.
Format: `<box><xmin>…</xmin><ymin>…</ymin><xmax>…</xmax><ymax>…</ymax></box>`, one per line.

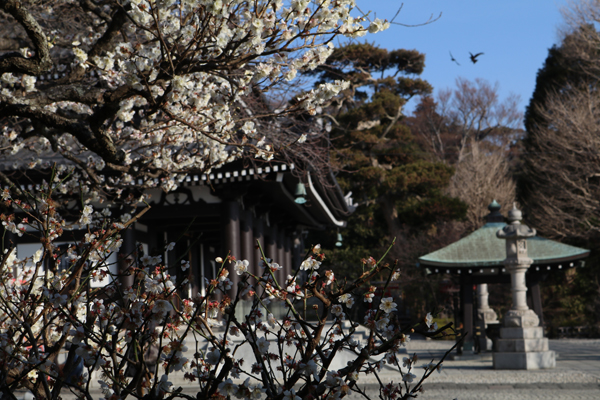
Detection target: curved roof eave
<box><xmin>306</xmin><ymin>172</ymin><xmax>346</xmax><ymax>228</ymax></box>
<box><xmin>418</xmin><ymin>222</ymin><xmax>590</xmax><ymax>268</ymax></box>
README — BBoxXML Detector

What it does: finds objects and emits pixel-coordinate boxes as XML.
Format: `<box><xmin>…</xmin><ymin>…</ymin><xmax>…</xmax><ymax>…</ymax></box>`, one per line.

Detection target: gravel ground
<box><xmin>16</xmin><ymin>339</ymin><xmax>600</xmax><ymax>399</ymax></box>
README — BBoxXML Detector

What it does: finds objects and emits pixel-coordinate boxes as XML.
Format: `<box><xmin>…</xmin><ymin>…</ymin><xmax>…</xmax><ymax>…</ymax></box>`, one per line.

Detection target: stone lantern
<box><xmin>493</xmin><ymin>204</ymin><xmax>555</xmax><ymax>369</ymax></box>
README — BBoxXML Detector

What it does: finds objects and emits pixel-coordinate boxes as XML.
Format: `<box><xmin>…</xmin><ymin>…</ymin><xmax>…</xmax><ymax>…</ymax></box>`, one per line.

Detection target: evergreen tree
<box><xmin>521</xmin><ymin>23</ymin><xmax>600</xmax><ymax>332</ymax></box>
<box><xmin>305</xmin><ymin>43</ymin><xmax>467</xmax><ymax>285</ymax></box>
<box><xmin>524</xmin><ymin>27</ymin><xmax>596</xmax><ymax>135</ymax></box>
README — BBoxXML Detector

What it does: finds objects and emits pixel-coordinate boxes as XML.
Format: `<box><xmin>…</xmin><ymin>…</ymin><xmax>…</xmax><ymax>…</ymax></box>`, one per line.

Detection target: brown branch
<box><xmin>79</xmin><ymin>0</ymin><xmax>113</xmax><ymax>25</ymax></box>
<box><xmin>0</xmin><ymin>97</ymin><xmax>125</xmax><ymax>164</ymax></box>
<box><xmin>0</xmin><ymin>0</ymin><xmax>52</xmax><ymax>75</ymax></box>
<box><xmin>88</xmin><ymin>5</ymin><xmax>128</xmax><ymax>58</ymax></box>
<box><xmin>24</xmin><ymin>84</ymin><xmax>106</xmax><ymax>106</ymax></box>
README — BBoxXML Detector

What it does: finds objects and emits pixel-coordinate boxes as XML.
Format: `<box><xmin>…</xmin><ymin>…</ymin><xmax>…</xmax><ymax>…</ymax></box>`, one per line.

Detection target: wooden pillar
<box><xmin>253</xmin><ymin>216</ymin><xmax>265</xmax><ymax>278</ymax></box>
<box><xmin>180</xmin><ymin>238</ymin><xmax>199</xmax><ymax>299</ymax></box>
<box><xmin>277</xmin><ymin>228</ymin><xmax>286</xmax><ymax>286</ymax></box>
<box><xmin>284</xmin><ymin>236</ymin><xmax>293</xmax><ymax>278</ymax></box>
<box><xmin>164</xmin><ymin>231</ymin><xmax>176</xmax><ymax>269</ymax></box>
<box><xmin>461</xmin><ymin>274</ymin><xmax>474</xmax><ymax>352</ymax></box>
<box><xmin>189</xmin><ymin>241</ymin><xmax>200</xmax><ymax>299</ymax></box>
<box><xmin>292</xmin><ymin>231</ymin><xmax>304</xmax><ymax>272</ymax></box>
<box><xmin>198</xmin><ymin>243</ymin><xmax>215</xmax><ymax>298</ymax></box>
<box><xmin>266</xmin><ymin>223</ymin><xmax>278</xmax><ymax>283</ymax></box>
<box><xmin>222</xmin><ymin>201</ymin><xmax>241</xmax><ymax>294</ymax></box>
<box><xmin>118</xmin><ymin>227</ymin><xmax>136</xmax><ymax>290</ymax></box>
<box><xmin>240</xmin><ymin>210</ymin><xmax>254</xmax><ymax>278</ymax></box>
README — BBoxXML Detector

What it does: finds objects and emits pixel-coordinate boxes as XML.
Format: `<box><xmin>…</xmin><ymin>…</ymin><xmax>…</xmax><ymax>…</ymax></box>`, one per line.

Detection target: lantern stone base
<box><xmin>493</xmin><ymin>350</ymin><xmax>556</xmax><ymax>369</ymax></box>
<box><xmin>496</xmin><ymin>337</ymin><xmax>548</xmax><ymax>352</ymax></box>
<box><xmin>493</xmin><ymin>326</ymin><xmax>555</xmax><ymax>369</ymax></box>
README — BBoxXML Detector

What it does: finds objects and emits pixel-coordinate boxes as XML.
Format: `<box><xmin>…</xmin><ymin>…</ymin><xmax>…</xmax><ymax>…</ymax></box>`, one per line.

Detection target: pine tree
<box><xmin>305</xmin><ymin>43</ymin><xmax>466</xmax><ymax>280</ymax></box>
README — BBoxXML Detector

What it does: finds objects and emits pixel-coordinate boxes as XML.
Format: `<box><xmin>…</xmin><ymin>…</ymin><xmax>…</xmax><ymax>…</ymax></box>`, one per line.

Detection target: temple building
<box><xmin>7</xmin><ymin>160</ymin><xmax>354</xmax><ymax>301</ymax></box>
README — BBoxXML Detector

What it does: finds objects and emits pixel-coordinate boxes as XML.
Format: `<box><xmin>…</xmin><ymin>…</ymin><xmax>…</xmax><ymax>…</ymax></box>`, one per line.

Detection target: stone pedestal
<box><xmin>493</xmin><ymin>205</ymin><xmax>555</xmax><ymax>369</ymax></box>
<box><xmin>493</xmin><ymin>327</ymin><xmax>555</xmax><ymax>369</ymax></box>
<box><xmin>493</xmin><ymin>350</ymin><xmax>556</xmax><ymax>369</ymax></box>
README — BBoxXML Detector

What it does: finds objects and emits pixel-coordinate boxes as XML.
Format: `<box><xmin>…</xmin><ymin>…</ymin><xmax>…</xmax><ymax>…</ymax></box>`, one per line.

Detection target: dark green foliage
<box><xmin>396</xmin><ymin>193</ymin><xmax>467</xmax><ymax>226</ymax></box>
<box><xmin>305</xmin><ymin>43</ymin><xmax>466</xmax><ymax>285</ymax></box>
<box><xmin>307</xmin><ymin>43</ymin><xmax>426</xmax><ymax>85</ymax></box>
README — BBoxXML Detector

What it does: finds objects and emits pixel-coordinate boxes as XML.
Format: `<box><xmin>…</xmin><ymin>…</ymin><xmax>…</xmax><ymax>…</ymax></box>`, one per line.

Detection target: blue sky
<box><xmin>353</xmin><ymin>0</ymin><xmax>569</xmax><ymax>118</ymax></box>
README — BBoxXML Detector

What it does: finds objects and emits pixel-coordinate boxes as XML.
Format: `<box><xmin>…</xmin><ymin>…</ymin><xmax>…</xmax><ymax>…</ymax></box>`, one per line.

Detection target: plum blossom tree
<box><xmin>0</xmin><ymin>0</ymin><xmax>390</xmax><ymax>198</ymax></box>
<box><xmin>0</xmin><ymin>2</ymin><xmax>458</xmax><ymax>399</ymax></box>
<box><xmin>0</xmin><ymin>187</ymin><xmax>455</xmax><ymax>399</ymax></box>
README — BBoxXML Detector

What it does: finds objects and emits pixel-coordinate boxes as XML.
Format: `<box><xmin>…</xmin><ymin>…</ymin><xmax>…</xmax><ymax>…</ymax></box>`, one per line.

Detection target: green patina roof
<box><xmin>419</xmin><ymin>222</ymin><xmax>590</xmax><ymax>268</ymax></box>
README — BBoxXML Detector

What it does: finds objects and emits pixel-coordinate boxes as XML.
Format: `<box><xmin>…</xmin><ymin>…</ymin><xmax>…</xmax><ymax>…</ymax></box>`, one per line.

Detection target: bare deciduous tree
<box><xmin>418</xmin><ymin>78</ymin><xmax>522</xmax><ymax>163</ymax></box>
<box><xmin>409</xmin><ymin>79</ymin><xmax>521</xmax><ymax>229</ymax></box>
<box><xmin>523</xmin><ymin>86</ymin><xmax>600</xmax><ymax>241</ymax></box>
<box><xmin>447</xmin><ymin>140</ymin><xmax>516</xmax><ymax>229</ymax></box>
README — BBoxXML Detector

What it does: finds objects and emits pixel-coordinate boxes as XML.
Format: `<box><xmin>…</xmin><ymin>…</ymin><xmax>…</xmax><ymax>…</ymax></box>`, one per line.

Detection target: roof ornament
<box><xmin>486</xmin><ymin>199</ymin><xmax>504</xmax><ymax>223</ymax></box>
<box><xmin>497</xmin><ymin>203</ymin><xmax>536</xmax><ymax>239</ymax></box>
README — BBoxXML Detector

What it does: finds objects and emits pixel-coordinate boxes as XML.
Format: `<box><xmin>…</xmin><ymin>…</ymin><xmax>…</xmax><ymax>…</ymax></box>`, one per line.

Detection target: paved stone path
<box><xmin>361</xmin><ymin>338</ymin><xmax>600</xmax><ymax>399</ymax></box>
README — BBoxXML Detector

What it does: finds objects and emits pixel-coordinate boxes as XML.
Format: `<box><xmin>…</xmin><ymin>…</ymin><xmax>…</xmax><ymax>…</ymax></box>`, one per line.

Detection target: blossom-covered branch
<box><xmin>0</xmin><ymin>0</ymin><xmax>387</xmax><ymax>198</ymax></box>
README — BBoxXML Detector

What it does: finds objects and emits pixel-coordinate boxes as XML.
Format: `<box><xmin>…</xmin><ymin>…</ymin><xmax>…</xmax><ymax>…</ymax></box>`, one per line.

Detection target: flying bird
<box><xmin>449</xmin><ymin>51</ymin><xmax>460</xmax><ymax>66</ymax></box>
<box><xmin>469</xmin><ymin>52</ymin><xmax>484</xmax><ymax>64</ymax></box>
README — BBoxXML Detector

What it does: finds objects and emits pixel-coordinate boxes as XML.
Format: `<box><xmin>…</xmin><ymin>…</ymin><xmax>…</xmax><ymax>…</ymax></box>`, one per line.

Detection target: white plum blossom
<box><xmin>300</xmin><ymin>359</ymin><xmax>319</xmax><ymax>380</ymax></box>
<box><xmin>326</xmin><ymin>371</ymin><xmax>343</xmax><ymax>388</ymax></box>
<box><xmin>22</xmin><ymin>75</ymin><xmax>36</xmax><ymax>92</ymax></box>
<box><xmin>268</xmin><ymin>313</ymin><xmax>278</xmax><ymax>328</ymax></box>
<box><xmin>331</xmin><ymin>304</ymin><xmax>344</xmax><ymax>317</ymax></box>
<box><xmin>379</xmin><ymin>297</ymin><xmax>397</xmax><ymax>314</ymax></box>
<box><xmin>2</xmin><ymin>220</ymin><xmax>25</xmax><ymax>237</ymax></box>
<box><xmin>425</xmin><ymin>312</ymin><xmax>433</xmax><ymax>326</ymax></box>
<box><xmin>249</xmin><ymin>385</ymin><xmax>267</xmax><ymax>399</ymax></box>
<box><xmin>152</xmin><ymin>300</ymin><xmax>173</xmax><ymax>316</ymax></box>
<box><xmin>234</xmin><ymin>259</ymin><xmax>249</xmax><ymax>275</ymax></box>
<box><xmin>368</xmin><ymin>18</ymin><xmax>391</xmax><ymax>34</ymax></box>
<box><xmin>218</xmin><ymin>379</ymin><xmax>237</xmax><ymax>396</ymax></box>
<box><xmin>338</xmin><ymin>293</ymin><xmax>354</xmax><ymax>308</ymax></box>
<box><xmin>402</xmin><ymin>372</ymin><xmax>417</xmax><ymax>383</ymax></box>
<box><xmin>79</xmin><ymin>205</ymin><xmax>93</xmax><ymax>225</ymax></box>
<box><xmin>376</xmin><ymin>317</ymin><xmax>390</xmax><ymax>331</ymax></box>
<box><xmin>219</xmin><ymin>278</ymin><xmax>232</xmax><ymax>291</ymax></box>
<box><xmin>256</xmin><ymin>337</ymin><xmax>270</xmax><ymax>355</ymax></box>
<box><xmin>300</xmin><ymin>256</ymin><xmax>321</xmax><ymax>271</ymax></box>
<box><xmin>156</xmin><ymin>375</ymin><xmax>173</xmax><ymax>394</ymax></box>
<box><xmin>181</xmin><ymin>260</ymin><xmax>190</xmax><ymax>271</ymax></box>
<box><xmin>324</xmin><ymin>270</ymin><xmax>335</xmax><ymax>285</ymax></box>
